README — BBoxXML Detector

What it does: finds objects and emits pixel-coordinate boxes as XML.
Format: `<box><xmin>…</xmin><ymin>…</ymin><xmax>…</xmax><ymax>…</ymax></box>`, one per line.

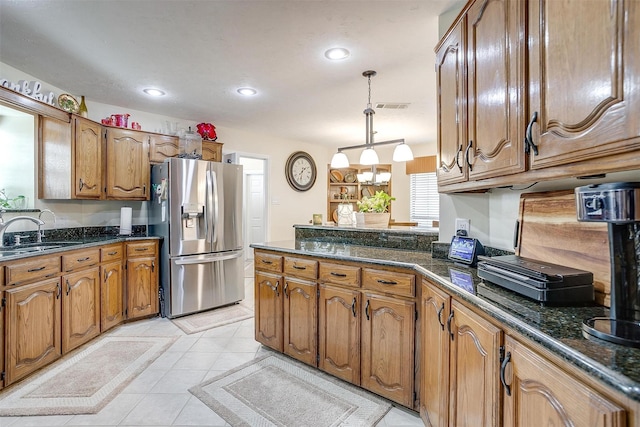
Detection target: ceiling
<box><xmin>0</xmin><ymin>0</ymin><xmax>462</xmax><ymax>149</ymax></box>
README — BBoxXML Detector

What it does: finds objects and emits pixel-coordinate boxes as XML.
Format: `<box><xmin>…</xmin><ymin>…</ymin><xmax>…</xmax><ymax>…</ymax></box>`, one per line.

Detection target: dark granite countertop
<box><xmin>294</xmin><ymin>224</ymin><xmax>439</xmax><ymax>235</ymax></box>
<box><xmin>251</xmin><ymin>239</ymin><xmax>640</xmax><ymax>402</ymax></box>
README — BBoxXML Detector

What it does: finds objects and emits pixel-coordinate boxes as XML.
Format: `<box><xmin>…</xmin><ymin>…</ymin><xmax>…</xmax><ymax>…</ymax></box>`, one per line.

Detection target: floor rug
<box><xmin>172</xmin><ymin>302</ymin><xmax>254</xmax><ymax>334</ymax></box>
<box><xmin>189</xmin><ymin>351</ymin><xmax>392</xmax><ymax>427</ymax></box>
<box><xmin>0</xmin><ymin>335</ymin><xmax>176</xmax><ymax>416</ymax></box>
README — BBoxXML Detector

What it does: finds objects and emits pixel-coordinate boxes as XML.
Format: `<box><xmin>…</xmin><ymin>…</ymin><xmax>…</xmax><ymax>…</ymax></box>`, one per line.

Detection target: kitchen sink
<box><xmin>0</xmin><ymin>241</ymin><xmax>82</xmax><ymax>256</ymax></box>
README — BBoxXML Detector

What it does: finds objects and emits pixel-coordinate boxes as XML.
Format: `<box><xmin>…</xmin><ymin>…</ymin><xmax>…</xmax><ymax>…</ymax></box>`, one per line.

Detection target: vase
<box><xmin>355</xmin><ymin>212</ymin><xmax>390</xmax><ymax>228</ymax></box>
<box><xmin>78</xmin><ymin>95</ymin><xmax>88</xmax><ymax>118</ymax></box>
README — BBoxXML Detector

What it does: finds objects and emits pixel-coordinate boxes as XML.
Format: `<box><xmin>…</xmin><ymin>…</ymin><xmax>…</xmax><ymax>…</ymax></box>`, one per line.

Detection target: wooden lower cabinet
<box><xmin>283</xmin><ymin>277</ymin><xmax>317</xmax><ymax>366</ymax></box>
<box><xmin>361</xmin><ymin>291</ymin><xmax>416</xmax><ymax>407</ymax></box>
<box><xmin>5</xmin><ymin>278</ymin><xmax>62</xmax><ymax>386</ymax></box>
<box><xmin>502</xmin><ymin>336</ymin><xmax>625</xmax><ymax>426</ymax></box>
<box><xmin>420</xmin><ymin>279</ymin><xmax>502</xmax><ymax>426</ymax></box>
<box><xmin>61</xmin><ymin>267</ymin><xmax>101</xmax><ymax>353</ymax></box>
<box><xmin>254</xmin><ymin>271</ymin><xmax>283</xmax><ymax>351</ymax></box>
<box><xmin>318</xmin><ymin>284</ymin><xmax>360</xmax><ymax>384</ymax></box>
<box><xmin>101</xmin><ymin>259</ymin><xmax>123</xmax><ymax>332</ymax></box>
<box><xmin>125</xmin><ymin>241</ymin><xmax>158</xmax><ymax>319</ymax></box>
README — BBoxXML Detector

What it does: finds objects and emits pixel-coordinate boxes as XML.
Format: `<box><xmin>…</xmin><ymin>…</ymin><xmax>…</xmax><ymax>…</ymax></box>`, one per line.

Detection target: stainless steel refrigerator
<box><xmin>149</xmin><ymin>157</ymin><xmax>244</xmax><ymax>318</ymax></box>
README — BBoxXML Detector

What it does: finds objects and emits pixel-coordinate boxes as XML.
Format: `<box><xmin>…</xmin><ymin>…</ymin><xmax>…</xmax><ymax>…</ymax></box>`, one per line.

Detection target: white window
<box><xmin>409</xmin><ymin>172</ymin><xmax>439</xmax><ymax>227</ymax></box>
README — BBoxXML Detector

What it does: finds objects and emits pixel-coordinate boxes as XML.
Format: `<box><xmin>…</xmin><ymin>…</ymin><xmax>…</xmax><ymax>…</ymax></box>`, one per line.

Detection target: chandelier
<box><xmin>330</xmin><ymin>70</ymin><xmax>414</xmax><ymax>169</ymax></box>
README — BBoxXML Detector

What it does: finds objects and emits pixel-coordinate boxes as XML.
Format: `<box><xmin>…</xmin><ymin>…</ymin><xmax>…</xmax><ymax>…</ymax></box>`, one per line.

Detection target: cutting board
<box><xmin>515</xmin><ymin>190</ymin><xmax>610</xmax><ymax>306</ymax></box>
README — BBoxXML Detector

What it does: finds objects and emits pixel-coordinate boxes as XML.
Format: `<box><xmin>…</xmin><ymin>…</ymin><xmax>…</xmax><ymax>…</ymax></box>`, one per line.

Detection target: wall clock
<box><xmin>285</xmin><ymin>151</ymin><xmax>317</xmax><ymax>192</ymax></box>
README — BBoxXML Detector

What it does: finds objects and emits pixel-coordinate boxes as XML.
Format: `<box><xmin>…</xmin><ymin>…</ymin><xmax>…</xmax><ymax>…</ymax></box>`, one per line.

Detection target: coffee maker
<box><xmin>575</xmin><ymin>182</ymin><xmax>640</xmax><ymax>347</ymax></box>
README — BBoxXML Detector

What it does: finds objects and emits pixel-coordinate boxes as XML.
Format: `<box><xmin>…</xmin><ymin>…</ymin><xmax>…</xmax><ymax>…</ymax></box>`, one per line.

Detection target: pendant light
<box><xmin>330</xmin><ymin>70</ymin><xmax>414</xmax><ymax>168</ymax></box>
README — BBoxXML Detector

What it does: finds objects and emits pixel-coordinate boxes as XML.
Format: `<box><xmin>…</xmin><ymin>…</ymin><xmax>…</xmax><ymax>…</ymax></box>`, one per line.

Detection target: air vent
<box><xmin>375</xmin><ymin>103</ymin><xmax>410</xmax><ymax>110</ymax></box>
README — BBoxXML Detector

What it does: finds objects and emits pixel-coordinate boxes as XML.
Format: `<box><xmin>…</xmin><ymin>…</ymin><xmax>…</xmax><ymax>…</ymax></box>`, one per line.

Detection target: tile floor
<box><xmin>0</xmin><ymin>264</ymin><xmax>423</xmax><ymax>427</ymax></box>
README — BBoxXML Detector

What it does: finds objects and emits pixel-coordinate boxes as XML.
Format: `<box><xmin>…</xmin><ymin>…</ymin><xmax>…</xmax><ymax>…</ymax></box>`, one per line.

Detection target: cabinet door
<box><xmin>449</xmin><ymin>300</ymin><xmax>502</xmax><ymax>427</ymax></box>
<box><xmin>126</xmin><ymin>256</ymin><xmax>158</xmax><ymax>319</ymax></box>
<box><xmin>466</xmin><ymin>0</ymin><xmax>526</xmax><ymax>180</ymax></box>
<box><xmin>528</xmin><ymin>0</ymin><xmax>640</xmax><ymax>169</ymax></box>
<box><xmin>361</xmin><ymin>292</ymin><xmax>415</xmax><ymax>407</ymax></box>
<box><xmin>436</xmin><ymin>17</ymin><xmax>468</xmax><ymax>185</ymax></box>
<box><xmin>420</xmin><ymin>281</ymin><xmax>451</xmax><ymax>427</ymax></box>
<box><xmin>283</xmin><ymin>277</ymin><xmax>317</xmax><ymax>366</ymax></box>
<box><xmin>201</xmin><ymin>140</ymin><xmax>223</xmax><ymax>162</ymax></box>
<box><xmin>5</xmin><ymin>278</ymin><xmax>62</xmax><ymax>385</ymax></box>
<box><xmin>73</xmin><ymin>116</ymin><xmax>103</xmax><ymax>199</ymax></box>
<box><xmin>318</xmin><ymin>284</ymin><xmax>360</xmax><ymax>384</ymax></box>
<box><xmin>101</xmin><ymin>259</ymin><xmax>123</xmax><ymax>332</ymax></box>
<box><xmin>149</xmin><ymin>133</ymin><xmax>179</xmax><ymax>164</ymax></box>
<box><xmin>254</xmin><ymin>271</ymin><xmax>283</xmax><ymax>351</ymax></box>
<box><xmin>105</xmin><ymin>128</ymin><xmax>149</xmax><ymax>200</ymax></box>
<box><xmin>502</xmin><ymin>336</ymin><xmax>625</xmax><ymax>427</ymax></box>
<box><xmin>62</xmin><ymin>267</ymin><xmax>101</xmax><ymax>353</ymax></box>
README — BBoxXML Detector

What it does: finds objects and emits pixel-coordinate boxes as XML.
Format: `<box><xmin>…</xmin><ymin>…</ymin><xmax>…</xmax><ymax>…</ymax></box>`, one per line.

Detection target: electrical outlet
<box><xmin>455</xmin><ymin>218</ymin><xmax>470</xmax><ymax>234</ymax></box>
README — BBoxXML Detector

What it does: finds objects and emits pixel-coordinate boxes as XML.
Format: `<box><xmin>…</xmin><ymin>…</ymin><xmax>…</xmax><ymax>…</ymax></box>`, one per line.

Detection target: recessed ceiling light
<box><xmin>143</xmin><ymin>88</ymin><xmax>165</xmax><ymax>96</ymax></box>
<box><xmin>237</xmin><ymin>87</ymin><xmax>257</xmax><ymax>96</ymax></box>
<box><xmin>324</xmin><ymin>47</ymin><xmax>350</xmax><ymax>60</ymax></box>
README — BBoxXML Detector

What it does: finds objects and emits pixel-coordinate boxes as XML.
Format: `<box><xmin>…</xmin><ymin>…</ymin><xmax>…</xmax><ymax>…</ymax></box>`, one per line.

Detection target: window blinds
<box><xmin>409</xmin><ymin>172</ymin><xmax>439</xmax><ymax>227</ymax></box>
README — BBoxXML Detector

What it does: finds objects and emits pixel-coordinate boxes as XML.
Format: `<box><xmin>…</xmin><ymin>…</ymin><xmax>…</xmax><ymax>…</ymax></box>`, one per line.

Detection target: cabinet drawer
<box><xmin>319</xmin><ymin>262</ymin><xmax>361</xmax><ymax>288</ymax></box>
<box><xmin>62</xmin><ymin>249</ymin><xmax>100</xmax><ymax>272</ymax></box>
<box><xmin>5</xmin><ymin>255</ymin><xmax>61</xmax><ymax>286</ymax></box>
<box><xmin>284</xmin><ymin>257</ymin><xmax>318</xmax><ymax>281</ymax></box>
<box><xmin>255</xmin><ymin>252</ymin><xmax>283</xmax><ymax>273</ymax></box>
<box><xmin>126</xmin><ymin>241</ymin><xmax>157</xmax><ymax>258</ymax></box>
<box><xmin>362</xmin><ymin>268</ymin><xmax>415</xmax><ymax>297</ymax></box>
<box><xmin>101</xmin><ymin>243</ymin><xmax>123</xmax><ymax>262</ymax></box>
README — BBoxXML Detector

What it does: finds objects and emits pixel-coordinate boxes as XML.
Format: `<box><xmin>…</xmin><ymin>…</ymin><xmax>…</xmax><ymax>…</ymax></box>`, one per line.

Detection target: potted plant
<box><xmin>355</xmin><ymin>190</ymin><xmax>395</xmax><ymax>228</ymax></box>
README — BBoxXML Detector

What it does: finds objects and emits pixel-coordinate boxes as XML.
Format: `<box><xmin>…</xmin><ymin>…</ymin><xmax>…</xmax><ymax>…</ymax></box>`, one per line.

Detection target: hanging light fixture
<box><xmin>330</xmin><ymin>70</ymin><xmax>413</xmax><ymax>169</ymax></box>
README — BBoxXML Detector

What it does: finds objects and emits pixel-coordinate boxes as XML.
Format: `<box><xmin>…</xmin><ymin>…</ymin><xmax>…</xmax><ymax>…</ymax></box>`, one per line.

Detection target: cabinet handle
<box><xmin>376</xmin><ymin>279</ymin><xmax>397</xmax><ymax>285</ymax></box>
<box><xmin>464</xmin><ymin>140</ymin><xmax>473</xmax><ymax>171</ymax></box>
<box><xmin>56</xmin><ymin>282</ymin><xmax>61</xmax><ymax>299</ymax></box>
<box><xmin>292</xmin><ymin>264</ymin><xmax>306</xmax><ymax>270</ymax></box>
<box><xmin>79</xmin><ymin>178</ymin><xmax>84</xmax><ymax>191</ymax></box>
<box><xmin>143</xmin><ymin>184</ymin><xmax>146</xmax><ymax>195</ymax></box>
<box><xmin>135</xmin><ymin>247</ymin><xmax>149</xmax><ymax>252</ymax></box>
<box><xmin>76</xmin><ymin>257</ymin><xmax>91</xmax><ymax>262</ymax></box>
<box><xmin>500</xmin><ymin>351</ymin><xmax>512</xmax><ymax>396</ymax></box>
<box><xmin>107</xmin><ymin>251</ymin><xmax>118</xmax><ymax>256</ymax></box>
<box><xmin>261</xmin><ymin>259</ymin><xmax>273</xmax><ymax>265</ymax></box>
<box><xmin>284</xmin><ymin>282</ymin><xmax>289</xmax><ymax>298</ymax></box>
<box><xmin>330</xmin><ymin>272</ymin><xmax>347</xmax><ymax>277</ymax></box>
<box><xmin>365</xmin><ymin>299</ymin><xmax>370</xmax><ymax>320</ymax></box>
<box><xmin>455</xmin><ymin>144</ymin><xmax>463</xmax><ymax>172</ymax></box>
<box><xmin>27</xmin><ymin>266</ymin><xmax>46</xmax><ymax>272</ymax></box>
<box><xmin>104</xmin><ymin>269</ymin><xmax>108</xmax><ymax>282</ymax></box>
<box><xmin>351</xmin><ymin>297</ymin><xmax>357</xmax><ymax>317</ymax></box>
<box><xmin>446</xmin><ymin>310</ymin><xmax>455</xmax><ymax>340</ymax></box>
<box><xmin>437</xmin><ymin>303</ymin><xmax>445</xmax><ymax>331</ymax></box>
<box><xmin>66</xmin><ymin>279</ymin><xmax>71</xmax><ymax>296</ymax></box>
<box><xmin>524</xmin><ymin>111</ymin><xmax>539</xmax><ymax>155</ymax></box>
<box><xmin>275</xmin><ymin>280</ymin><xmax>279</xmax><ymax>297</ymax></box>
<box><xmin>151</xmin><ymin>260</ymin><xmax>155</xmax><ymax>272</ymax></box>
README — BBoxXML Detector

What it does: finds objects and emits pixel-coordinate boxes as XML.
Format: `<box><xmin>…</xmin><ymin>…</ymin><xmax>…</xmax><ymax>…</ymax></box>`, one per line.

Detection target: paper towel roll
<box><xmin>119</xmin><ymin>207</ymin><xmax>132</xmax><ymax>235</ymax></box>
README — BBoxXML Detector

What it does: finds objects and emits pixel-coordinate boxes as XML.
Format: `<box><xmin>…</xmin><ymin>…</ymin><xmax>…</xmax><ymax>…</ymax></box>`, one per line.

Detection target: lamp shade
<box><xmin>330</xmin><ymin>151</ymin><xmax>350</xmax><ymax>168</ymax></box>
<box><xmin>393</xmin><ymin>143</ymin><xmax>414</xmax><ymax>162</ymax></box>
<box><xmin>360</xmin><ymin>147</ymin><xmax>379</xmax><ymax>165</ymax></box>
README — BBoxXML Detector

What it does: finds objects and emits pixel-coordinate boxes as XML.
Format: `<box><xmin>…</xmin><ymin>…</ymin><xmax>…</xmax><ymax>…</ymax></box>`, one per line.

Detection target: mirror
<box><xmin>0</xmin><ymin>103</ymin><xmax>35</xmax><ymax>209</ymax></box>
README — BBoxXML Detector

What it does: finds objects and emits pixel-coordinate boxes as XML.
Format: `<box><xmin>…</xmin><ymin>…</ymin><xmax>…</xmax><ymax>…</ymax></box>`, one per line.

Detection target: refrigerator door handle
<box><xmin>211</xmin><ymin>169</ymin><xmax>219</xmax><ymax>245</ymax></box>
<box><xmin>174</xmin><ymin>251</ymin><xmax>243</xmax><ymax>265</ymax></box>
<box><xmin>205</xmin><ymin>169</ymin><xmax>214</xmax><ymax>243</ymax></box>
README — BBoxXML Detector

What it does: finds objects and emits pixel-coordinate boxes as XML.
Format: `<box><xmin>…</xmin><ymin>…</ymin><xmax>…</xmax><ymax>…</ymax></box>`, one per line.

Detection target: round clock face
<box><xmin>285</xmin><ymin>151</ymin><xmax>317</xmax><ymax>192</ymax></box>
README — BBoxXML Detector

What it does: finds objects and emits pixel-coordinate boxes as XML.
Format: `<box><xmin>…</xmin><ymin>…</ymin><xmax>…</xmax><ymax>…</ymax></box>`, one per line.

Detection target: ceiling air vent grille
<box><xmin>375</xmin><ymin>103</ymin><xmax>410</xmax><ymax>110</ymax></box>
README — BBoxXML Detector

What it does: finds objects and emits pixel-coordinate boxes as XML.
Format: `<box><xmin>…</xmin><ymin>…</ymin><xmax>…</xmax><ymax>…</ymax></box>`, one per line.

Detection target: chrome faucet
<box><xmin>38</xmin><ymin>209</ymin><xmax>56</xmax><ymax>242</ymax></box>
<box><xmin>0</xmin><ymin>216</ymin><xmax>45</xmax><ymax>248</ymax></box>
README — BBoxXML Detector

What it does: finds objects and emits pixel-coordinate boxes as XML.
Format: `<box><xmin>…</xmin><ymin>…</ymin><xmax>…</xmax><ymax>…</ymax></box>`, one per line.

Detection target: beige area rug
<box><xmin>0</xmin><ymin>335</ymin><xmax>176</xmax><ymax>416</ymax></box>
<box><xmin>189</xmin><ymin>351</ymin><xmax>392</xmax><ymax>427</ymax></box>
<box><xmin>171</xmin><ymin>302</ymin><xmax>254</xmax><ymax>334</ymax></box>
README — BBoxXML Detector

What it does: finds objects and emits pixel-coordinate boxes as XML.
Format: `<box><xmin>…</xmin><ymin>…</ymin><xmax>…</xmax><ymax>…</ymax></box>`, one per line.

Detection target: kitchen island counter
<box><xmin>251</xmin><ymin>239</ymin><xmax>640</xmax><ymax>403</ymax></box>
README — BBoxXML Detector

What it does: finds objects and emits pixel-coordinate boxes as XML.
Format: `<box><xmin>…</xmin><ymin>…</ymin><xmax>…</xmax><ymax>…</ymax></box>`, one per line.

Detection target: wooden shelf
<box><xmin>326</xmin><ymin>164</ymin><xmax>391</xmax><ymax>222</ymax></box>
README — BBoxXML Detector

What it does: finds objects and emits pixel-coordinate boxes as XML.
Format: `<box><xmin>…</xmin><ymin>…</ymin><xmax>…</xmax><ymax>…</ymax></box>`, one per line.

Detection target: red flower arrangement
<box><xmin>196</xmin><ymin>123</ymin><xmax>217</xmax><ymax>140</ymax></box>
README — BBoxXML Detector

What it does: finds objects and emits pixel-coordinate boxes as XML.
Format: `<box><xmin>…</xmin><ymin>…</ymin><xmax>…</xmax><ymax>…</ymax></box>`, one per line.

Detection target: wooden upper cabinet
<box><xmin>149</xmin><ymin>133</ymin><xmax>179</xmax><ymax>164</ymax></box>
<box><xmin>201</xmin><ymin>140</ymin><xmax>223</xmax><ymax>162</ymax></box>
<box><xmin>436</xmin><ymin>19</ymin><xmax>467</xmax><ymax>185</ymax></box>
<box><xmin>502</xmin><ymin>335</ymin><xmax>625</xmax><ymax>427</ymax></box>
<box><xmin>105</xmin><ymin>128</ymin><xmax>150</xmax><ymax>200</ymax></box>
<box><xmin>72</xmin><ymin>116</ymin><xmax>103</xmax><ymax>199</ymax></box>
<box><xmin>528</xmin><ymin>0</ymin><xmax>639</xmax><ymax>170</ymax></box>
<box><xmin>466</xmin><ymin>0</ymin><xmax>526</xmax><ymax>180</ymax></box>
